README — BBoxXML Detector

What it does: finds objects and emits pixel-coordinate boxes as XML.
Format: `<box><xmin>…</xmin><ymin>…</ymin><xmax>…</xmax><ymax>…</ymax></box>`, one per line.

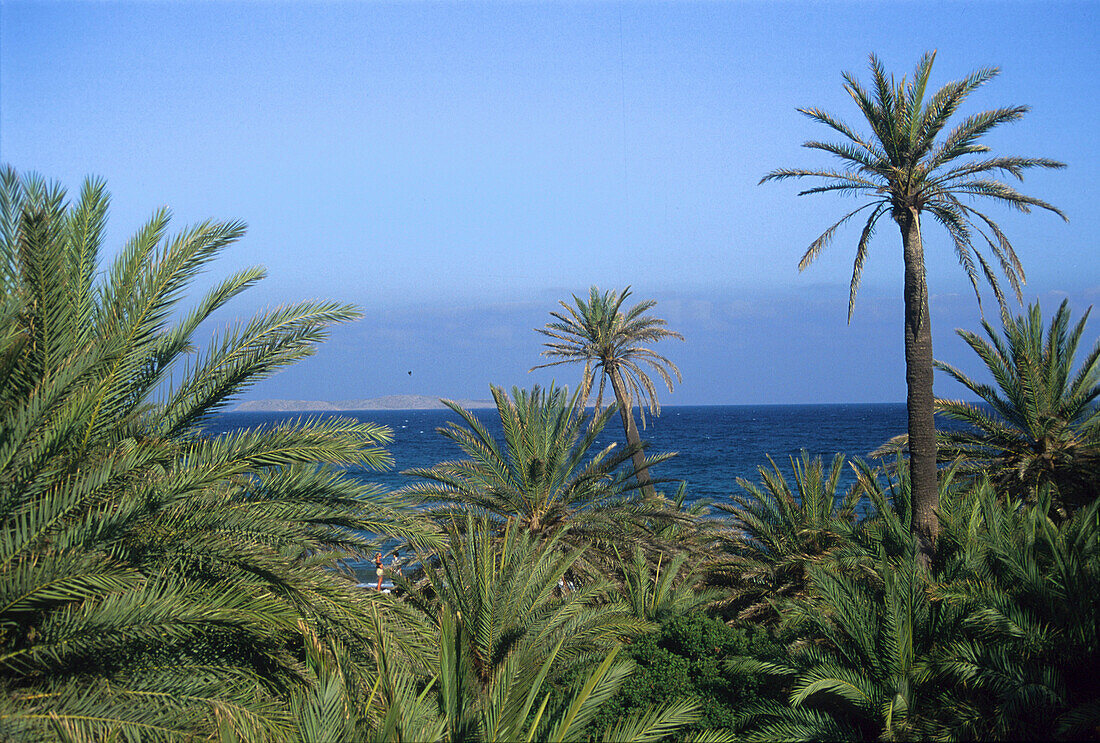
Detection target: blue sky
<box><xmin>3</xmin><ymin>1</ymin><xmax>1097</xmax><ymax>404</ymax></box>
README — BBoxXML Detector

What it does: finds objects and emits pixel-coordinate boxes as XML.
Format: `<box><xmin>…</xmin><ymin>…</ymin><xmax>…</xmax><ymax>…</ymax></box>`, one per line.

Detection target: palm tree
<box><xmin>616</xmin><ymin>546</ymin><xmax>722</xmax><ymax>622</ymax></box>
<box><xmin>934</xmin><ymin>489</ymin><xmax>1100</xmax><ymax>740</ymax></box>
<box><xmin>295</xmin><ymin>518</ymin><xmax>725</xmax><ymax>743</ymax></box>
<box><xmin>532</xmin><ymin>286</ymin><xmax>683</xmax><ymax>496</ymax></box>
<box><xmin>642</xmin><ymin>481</ymin><xmax>720</xmax><ymax>558</ymax></box>
<box><xmin>711</xmin><ymin>452</ymin><xmax>865</xmax><ymax>622</ymax></box>
<box><xmin>0</xmin><ymin>169</ymin><xmax>428</xmax><ymax>740</ymax></box>
<box><xmin>388</xmin><ymin>517</ymin><xmax>711</xmax><ymax>743</ymax></box>
<box><xmin>879</xmin><ymin>300</ymin><xmax>1099</xmax><ymax>511</ymax></box>
<box><xmin>400</xmin><ymin>384</ymin><xmax>679</xmax><ymax>576</ymax></box>
<box><xmin>404</xmin><ymin>518</ymin><xmax>647</xmax><ymax>688</ymax></box>
<box><xmin>761</xmin><ymin>52</ymin><xmax>1066</xmax><ymax>562</ymax></box>
<box><xmin>354</xmin><ymin>622</ymin><xmax>708</xmax><ymax>743</ymax></box>
<box><xmin>733</xmin><ymin>554</ymin><xmax>962</xmax><ymax>741</ymax></box>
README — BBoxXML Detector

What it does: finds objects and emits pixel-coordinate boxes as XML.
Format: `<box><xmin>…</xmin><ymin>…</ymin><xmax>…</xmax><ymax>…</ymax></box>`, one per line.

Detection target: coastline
<box><xmin>235</xmin><ymin>394</ymin><xmax>495</xmax><ymax>412</ymax></box>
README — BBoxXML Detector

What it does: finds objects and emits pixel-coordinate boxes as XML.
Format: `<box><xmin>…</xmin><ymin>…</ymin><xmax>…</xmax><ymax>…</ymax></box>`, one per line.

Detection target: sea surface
<box><xmin>206</xmin><ymin>404</ymin><xmax>922</xmax><ymax>506</ymax></box>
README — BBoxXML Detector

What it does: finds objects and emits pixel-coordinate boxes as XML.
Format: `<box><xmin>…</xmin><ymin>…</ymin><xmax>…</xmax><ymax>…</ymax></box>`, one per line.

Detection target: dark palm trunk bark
<box><xmin>898</xmin><ymin>209</ymin><xmax>939</xmax><ymax>566</ymax></box>
<box><xmin>607</xmin><ymin>366</ymin><xmax>655</xmax><ymax>497</ymax></box>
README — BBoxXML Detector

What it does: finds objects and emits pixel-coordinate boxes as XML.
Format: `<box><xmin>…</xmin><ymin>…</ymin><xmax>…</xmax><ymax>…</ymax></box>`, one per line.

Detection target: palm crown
<box><xmin>533</xmin><ymin>286</ymin><xmax>682</xmax><ymax>425</ymax></box>
<box><xmin>399</xmin><ymin>385</ymin><xmax>677</xmax><ymax>576</ymax></box>
<box><xmin>898</xmin><ymin>300</ymin><xmax>1099</xmax><ymax>508</ymax></box>
<box><xmin>762</xmin><ymin>51</ymin><xmax>1066</xmax><ymax>318</ymax></box>
<box><xmin>712</xmin><ymin>452</ymin><xmax>865</xmax><ymax>623</ymax></box>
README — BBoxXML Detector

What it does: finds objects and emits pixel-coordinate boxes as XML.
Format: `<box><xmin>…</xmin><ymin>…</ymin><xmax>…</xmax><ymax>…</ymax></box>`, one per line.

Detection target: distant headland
<box><xmin>234</xmin><ymin>395</ymin><xmax>495</xmax><ymax>412</ymax></box>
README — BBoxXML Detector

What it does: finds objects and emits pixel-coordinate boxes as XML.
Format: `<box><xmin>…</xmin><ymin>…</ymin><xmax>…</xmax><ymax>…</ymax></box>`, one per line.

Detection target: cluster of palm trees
<box><xmin>723</xmin><ymin>466</ymin><xmax>1099</xmax><ymax>741</ymax></box>
<box><xmin>3</xmin><ymin>50</ymin><xmax>1098</xmax><ymax>742</ymax></box>
<box><xmin>0</xmin><ymin>169</ymin><xmax>711</xmax><ymax>741</ymax></box>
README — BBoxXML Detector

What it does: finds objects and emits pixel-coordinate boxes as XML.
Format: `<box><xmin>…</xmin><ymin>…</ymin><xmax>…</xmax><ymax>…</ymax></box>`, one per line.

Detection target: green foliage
<box><xmin>732</xmin><ymin>469</ymin><xmax>1100</xmax><ymax>742</ymax></box>
<box><xmin>365</xmin><ymin>517</ymin><xmax>708</xmax><ymax>742</ymax></box>
<box><xmin>617</xmin><ymin>546</ymin><xmax>723</xmax><ymax>622</ymax></box>
<box><xmin>584</xmin><ymin>613</ymin><xmax>782</xmax><ymax>740</ymax></box>
<box><xmin>847</xmin><ymin>456</ymin><xmax>929</xmax><ymax>561</ymax></box>
<box><xmin>880</xmin><ymin>300</ymin><xmax>1100</xmax><ymax>511</ymax></box>
<box><xmin>402</xmin><ymin>516</ymin><xmax>649</xmax><ymax>686</ymax></box>
<box><xmin>935</xmin><ymin>488</ymin><xmax>1100</xmax><ymax>739</ymax></box>
<box><xmin>732</xmin><ymin>552</ymin><xmax>963</xmax><ymax>741</ymax></box>
<box><xmin>644</xmin><ymin>481</ymin><xmax>721</xmax><ymax>555</ymax></box>
<box><xmin>400</xmin><ymin>384</ymin><xmax>680</xmax><ymax>577</ymax></box>
<box><xmin>0</xmin><ymin>170</ymin><xmax>428</xmax><ymax>741</ymax></box>
<box><xmin>711</xmin><ymin>451</ymin><xmax>865</xmax><ymax>622</ymax></box>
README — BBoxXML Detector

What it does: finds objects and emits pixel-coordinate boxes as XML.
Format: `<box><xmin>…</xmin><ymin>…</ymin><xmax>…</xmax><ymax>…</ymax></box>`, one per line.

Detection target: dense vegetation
<box><xmin>762</xmin><ymin>51</ymin><xmax>1065</xmax><ymax>564</ymax></box>
<box><xmin>3</xmin><ymin>52</ymin><xmax>1097</xmax><ymax>742</ymax></box>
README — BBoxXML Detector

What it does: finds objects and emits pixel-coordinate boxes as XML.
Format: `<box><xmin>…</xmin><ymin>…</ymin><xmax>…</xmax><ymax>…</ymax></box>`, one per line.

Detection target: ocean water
<box><xmin>206</xmin><ymin>404</ymin><xmax>916</xmax><ymax>505</ymax></box>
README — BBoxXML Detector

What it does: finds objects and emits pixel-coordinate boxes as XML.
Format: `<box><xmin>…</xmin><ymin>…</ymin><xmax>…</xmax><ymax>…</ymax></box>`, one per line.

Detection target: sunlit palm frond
<box><xmin>400</xmin><ymin>385</ymin><xmax>681</xmax><ymax>577</ymax></box>
<box><xmin>0</xmin><ymin>170</ymin><xmax>432</xmax><ymax>739</ymax></box>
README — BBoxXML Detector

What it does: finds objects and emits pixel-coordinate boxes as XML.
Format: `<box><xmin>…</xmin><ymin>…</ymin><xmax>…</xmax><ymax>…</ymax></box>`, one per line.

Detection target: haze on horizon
<box><xmin>3</xmin><ymin>1</ymin><xmax>1097</xmax><ymax>406</ymax></box>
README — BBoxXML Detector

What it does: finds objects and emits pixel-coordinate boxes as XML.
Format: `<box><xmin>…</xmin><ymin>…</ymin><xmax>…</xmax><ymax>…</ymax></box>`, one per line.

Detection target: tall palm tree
<box><xmin>879</xmin><ymin>300</ymin><xmax>1099</xmax><ymax>511</ymax></box>
<box><xmin>532</xmin><ymin>286</ymin><xmax>683</xmax><ymax>495</ymax></box>
<box><xmin>0</xmin><ymin>169</ymin><xmax>428</xmax><ymax>740</ymax></box>
<box><xmin>762</xmin><ymin>52</ymin><xmax>1065</xmax><ymax>562</ymax></box>
<box><xmin>400</xmin><ymin>385</ymin><xmax>679</xmax><ymax>578</ymax></box>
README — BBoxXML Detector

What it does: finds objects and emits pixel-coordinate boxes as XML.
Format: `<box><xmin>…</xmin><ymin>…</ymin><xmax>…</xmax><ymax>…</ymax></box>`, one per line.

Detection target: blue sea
<box><xmin>207</xmin><ymin>404</ymin><xmax>916</xmax><ymax>505</ymax></box>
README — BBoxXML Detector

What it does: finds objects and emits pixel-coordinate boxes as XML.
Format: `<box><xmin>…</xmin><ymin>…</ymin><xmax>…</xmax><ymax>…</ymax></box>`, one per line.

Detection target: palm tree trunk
<box><xmin>898</xmin><ymin>209</ymin><xmax>939</xmax><ymax>566</ymax></box>
<box><xmin>606</xmin><ymin>366</ymin><xmax>655</xmax><ymax>497</ymax></box>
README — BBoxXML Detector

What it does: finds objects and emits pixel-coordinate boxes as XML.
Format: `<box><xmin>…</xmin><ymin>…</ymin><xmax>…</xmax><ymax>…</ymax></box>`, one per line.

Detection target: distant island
<box><xmin>235</xmin><ymin>394</ymin><xmax>495</xmax><ymax>412</ymax></box>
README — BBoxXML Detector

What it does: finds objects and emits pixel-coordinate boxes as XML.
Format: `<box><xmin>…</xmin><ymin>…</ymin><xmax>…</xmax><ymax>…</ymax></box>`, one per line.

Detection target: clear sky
<box><xmin>3</xmin><ymin>0</ymin><xmax>1097</xmax><ymax>405</ymax></box>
